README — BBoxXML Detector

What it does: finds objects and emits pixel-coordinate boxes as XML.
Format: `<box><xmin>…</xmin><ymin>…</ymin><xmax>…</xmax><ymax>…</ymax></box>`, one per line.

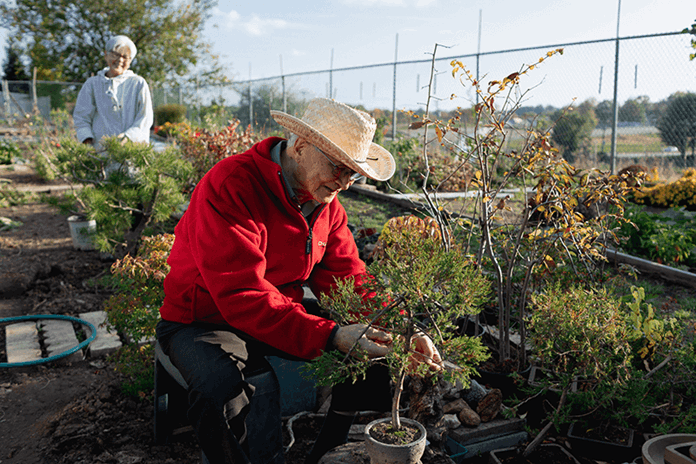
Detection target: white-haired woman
<box><xmin>73</xmin><ymin>35</ymin><xmax>153</xmax><ymax>149</ymax></box>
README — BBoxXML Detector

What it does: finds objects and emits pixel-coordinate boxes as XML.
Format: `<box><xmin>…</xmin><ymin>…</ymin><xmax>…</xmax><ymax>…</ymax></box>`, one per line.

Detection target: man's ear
<box><xmin>293</xmin><ymin>136</ymin><xmax>309</xmax><ymax>156</ymax></box>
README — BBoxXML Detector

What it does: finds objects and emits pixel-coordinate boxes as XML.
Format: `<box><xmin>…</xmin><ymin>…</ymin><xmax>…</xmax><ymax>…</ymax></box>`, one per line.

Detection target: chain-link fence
<box><xmin>2</xmin><ymin>31</ymin><xmax>695</xmax><ymax>170</ymax></box>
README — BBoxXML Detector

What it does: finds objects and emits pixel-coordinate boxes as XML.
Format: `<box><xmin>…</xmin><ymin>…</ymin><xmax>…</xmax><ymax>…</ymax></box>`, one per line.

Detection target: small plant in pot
<box><xmin>521</xmin><ymin>282</ymin><xmax>634</xmax><ymax>457</ymax></box>
<box><xmin>306</xmin><ymin>215</ymin><xmax>492</xmax><ymax>463</ymax></box>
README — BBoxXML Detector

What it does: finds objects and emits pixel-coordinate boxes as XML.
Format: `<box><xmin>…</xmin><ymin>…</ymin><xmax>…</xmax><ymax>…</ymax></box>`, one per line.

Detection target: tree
<box><xmin>595</xmin><ymin>100</ymin><xmax>614</xmax><ymax>129</ymax></box>
<box><xmin>1</xmin><ymin>43</ymin><xmax>31</xmax><ymax>93</ymax></box>
<box><xmin>552</xmin><ymin>106</ymin><xmax>598</xmax><ymax>162</ymax></box>
<box><xmin>0</xmin><ymin>0</ymin><xmax>225</xmax><ymax>86</ymax></box>
<box><xmin>618</xmin><ymin>97</ymin><xmax>647</xmax><ymax>124</ymax></box>
<box><xmin>685</xmin><ymin>19</ymin><xmax>696</xmax><ymax>61</ymax></box>
<box><xmin>657</xmin><ymin>92</ymin><xmax>696</xmax><ymax>166</ymax></box>
<box><xmin>232</xmin><ymin>83</ymin><xmax>308</xmax><ymax>132</ymax></box>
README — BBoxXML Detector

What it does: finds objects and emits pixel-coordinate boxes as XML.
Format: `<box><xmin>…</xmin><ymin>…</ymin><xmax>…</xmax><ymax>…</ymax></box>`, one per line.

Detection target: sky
<box><xmin>1</xmin><ymin>0</ymin><xmax>694</xmax><ymax>110</ymax></box>
<box><xmin>201</xmin><ymin>0</ymin><xmax>696</xmax><ymax>110</ymax></box>
<box><xmin>204</xmin><ymin>0</ymin><xmax>692</xmax><ymax>80</ymax></box>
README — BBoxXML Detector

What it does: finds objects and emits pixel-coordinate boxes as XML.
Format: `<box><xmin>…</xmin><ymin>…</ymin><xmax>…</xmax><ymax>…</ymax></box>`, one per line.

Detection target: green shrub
<box><xmin>103</xmin><ymin>233</ymin><xmax>174</xmax><ymax>398</ymax></box>
<box><xmin>0</xmin><ymin>138</ymin><xmax>21</xmax><ymax>164</ymax></box>
<box><xmin>154</xmin><ymin>103</ymin><xmax>187</xmax><ymax>127</ymax></box>
<box><xmin>51</xmin><ymin>136</ymin><xmax>193</xmax><ymax>257</ymax></box>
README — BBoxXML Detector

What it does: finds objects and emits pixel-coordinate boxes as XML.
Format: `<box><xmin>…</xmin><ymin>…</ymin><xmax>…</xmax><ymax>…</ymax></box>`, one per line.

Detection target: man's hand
<box><xmin>410</xmin><ymin>333</ymin><xmax>443</xmax><ymax>372</ymax></box>
<box><xmin>333</xmin><ymin>324</ymin><xmax>392</xmax><ymax>358</ymax></box>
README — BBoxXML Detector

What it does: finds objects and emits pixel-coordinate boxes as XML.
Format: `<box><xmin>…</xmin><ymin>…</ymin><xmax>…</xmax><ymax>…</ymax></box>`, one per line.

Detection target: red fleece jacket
<box><xmin>159</xmin><ymin>137</ymin><xmax>367</xmax><ymax>360</ymax></box>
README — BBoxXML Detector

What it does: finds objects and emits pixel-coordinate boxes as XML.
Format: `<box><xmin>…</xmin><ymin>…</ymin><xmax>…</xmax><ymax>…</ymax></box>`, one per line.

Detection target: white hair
<box><xmin>105</xmin><ymin>35</ymin><xmax>137</xmax><ymax>59</ymax></box>
<box><xmin>287</xmin><ymin>133</ymin><xmax>299</xmax><ymax>147</ymax></box>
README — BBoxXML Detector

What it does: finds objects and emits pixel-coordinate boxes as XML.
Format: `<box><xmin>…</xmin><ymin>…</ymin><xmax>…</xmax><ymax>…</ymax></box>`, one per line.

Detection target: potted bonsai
<box><xmin>306</xmin><ymin>214</ymin><xmax>492</xmax><ymax>464</ymax></box>
<box><xmin>48</xmin><ymin>136</ymin><xmax>193</xmax><ymax>258</ymax></box>
<box><xmin>520</xmin><ymin>281</ymin><xmax>634</xmax><ymax>457</ymax></box>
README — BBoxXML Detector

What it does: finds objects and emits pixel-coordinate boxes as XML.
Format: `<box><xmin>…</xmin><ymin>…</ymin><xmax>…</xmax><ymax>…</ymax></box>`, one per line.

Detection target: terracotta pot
<box><xmin>489</xmin><ymin>443</ymin><xmax>580</xmax><ymax>464</ymax></box>
<box><xmin>364</xmin><ymin>417</ymin><xmax>427</xmax><ymax>464</ymax></box>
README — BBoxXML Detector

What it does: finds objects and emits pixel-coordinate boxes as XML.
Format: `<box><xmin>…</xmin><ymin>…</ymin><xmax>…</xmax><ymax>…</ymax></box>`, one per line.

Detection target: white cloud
<box><xmin>341</xmin><ymin>0</ymin><xmax>406</xmax><ymax>6</ymax></box>
<box><xmin>216</xmin><ymin>9</ymin><xmax>292</xmax><ymax>36</ymax></box>
<box><xmin>291</xmin><ymin>49</ymin><xmax>306</xmax><ymax>57</ymax></box>
<box><xmin>244</xmin><ymin>14</ymin><xmax>290</xmax><ymax>36</ymax></box>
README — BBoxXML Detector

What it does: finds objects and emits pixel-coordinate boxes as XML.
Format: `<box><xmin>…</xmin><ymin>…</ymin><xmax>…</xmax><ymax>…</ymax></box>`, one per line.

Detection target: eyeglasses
<box><xmin>314</xmin><ymin>145</ymin><xmax>364</xmax><ymax>182</ymax></box>
<box><xmin>108</xmin><ymin>51</ymin><xmax>131</xmax><ymax>62</ymax></box>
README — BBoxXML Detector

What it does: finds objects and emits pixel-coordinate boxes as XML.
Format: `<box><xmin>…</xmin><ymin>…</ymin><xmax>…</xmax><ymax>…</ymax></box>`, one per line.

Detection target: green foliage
<box><xmin>0</xmin><ymin>0</ymin><xmax>224</xmax><ymax>86</ymax></box>
<box><xmin>657</xmin><ymin>93</ymin><xmax>696</xmax><ymax>165</ymax></box>
<box><xmin>0</xmin><ymin>187</ymin><xmax>35</xmax><ymax>208</ymax></box>
<box><xmin>685</xmin><ymin>20</ymin><xmax>696</xmax><ymax>61</ymax></box>
<box><xmin>0</xmin><ymin>138</ymin><xmax>21</xmax><ymax>164</ymax></box>
<box><xmin>154</xmin><ymin>103</ymin><xmax>187</xmax><ymax>127</ymax></box>
<box><xmin>305</xmin><ymin>215</ymin><xmax>491</xmax><ymax>428</ymax></box>
<box><xmin>170</xmin><ymin>119</ymin><xmax>257</xmax><ymax>185</ymax></box>
<box><xmin>616</xmin><ymin>204</ymin><xmax>696</xmax><ymax>267</ymax></box>
<box><xmin>625</xmin><ymin>286</ymin><xmax>678</xmax><ymax>360</ymax></box>
<box><xmin>50</xmin><ymin>136</ymin><xmax>193</xmax><ymax>257</ymax></box>
<box><xmin>529</xmin><ymin>283</ymin><xmax>633</xmax><ymax>385</ymax></box>
<box><xmin>551</xmin><ymin>108</ymin><xmax>598</xmax><ymax>162</ymax></box>
<box><xmin>233</xmin><ymin>83</ymin><xmax>307</xmax><ymax>131</ymax></box>
<box><xmin>103</xmin><ymin>233</ymin><xmax>174</xmax><ymax>398</ymax></box>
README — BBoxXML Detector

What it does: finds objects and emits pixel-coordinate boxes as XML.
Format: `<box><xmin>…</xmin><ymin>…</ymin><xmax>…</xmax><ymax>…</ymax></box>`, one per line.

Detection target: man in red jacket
<box><xmin>157</xmin><ymin>98</ymin><xmax>441</xmax><ymax>464</ymax></box>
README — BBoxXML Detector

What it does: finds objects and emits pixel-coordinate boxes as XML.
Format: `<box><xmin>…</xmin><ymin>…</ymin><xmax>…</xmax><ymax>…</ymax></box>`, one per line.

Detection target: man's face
<box><xmin>104</xmin><ymin>47</ymin><xmax>132</xmax><ymax>77</ymax></box>
<box><xmin>291</xmin><ymin>138</ymin><xmax>359</xmax><ymax>204</ymax></box>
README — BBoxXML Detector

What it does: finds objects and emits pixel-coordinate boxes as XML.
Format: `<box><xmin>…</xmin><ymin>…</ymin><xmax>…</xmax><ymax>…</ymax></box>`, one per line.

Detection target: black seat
<box><xmin>153</xmin><ymin>340</ymin><xmax>285</xmax><ymax>463</ymax></box>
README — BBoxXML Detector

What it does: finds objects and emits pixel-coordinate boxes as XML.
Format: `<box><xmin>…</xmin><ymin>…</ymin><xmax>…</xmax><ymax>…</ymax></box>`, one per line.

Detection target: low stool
<box><xmin>154</xmin><ymin>340</ymin><xmax>285</xmax><ymax>463</ymax></box>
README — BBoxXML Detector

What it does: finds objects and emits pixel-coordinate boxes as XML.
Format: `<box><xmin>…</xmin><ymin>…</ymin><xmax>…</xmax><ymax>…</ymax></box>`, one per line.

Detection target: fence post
<box><xmin>32</xmin><ymin>68</ymin><xmax>39</xmax><ymax>115</ymax></box>
<box><xmin>2</xmin><ymin>80</ymin><xmax>12</xmax><ymax>124</ymax></box>
<box><xmin>609</xmin><ymin>0</ymin><xmax>622</xmax><ymax>175</ymax></box>
<box><xmin>392</xmin><ymin>33</ymin><xmax>398</xmax><ymax>140</ymax></box>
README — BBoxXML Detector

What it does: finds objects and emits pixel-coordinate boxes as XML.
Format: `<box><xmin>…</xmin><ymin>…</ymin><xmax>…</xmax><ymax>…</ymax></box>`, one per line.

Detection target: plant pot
<box><xmin>67</xmin><ymin>215</ymin><xmax>96</xmax><ymax>250</ymax></box>
<box><xmin>456</xmin><ymin>315</ymin><xmax>488</xmax><ymax>338</ymax></box>
<box><xmin>364</xmin><ymin>417</ymin><xmax>427</xmax><ymax>464</ymax></box>
<box><xmin>567</xmin><ymin>421</ymin><xmax>637</xmax><ymax>462</ymax></box>
<box><xmin>476</xmin><ymin>360</ymin><xmax>531</xmax><ymax>398</ymax></box>
<box><xmin>489</xmin><ymin>443</ymin><xmax>580</xmax><ymax>463</ymax></box>
<box><xmin>642</xmin><ymin>434</ymin><xmax>696</xmax><ymax>464</ymax></box>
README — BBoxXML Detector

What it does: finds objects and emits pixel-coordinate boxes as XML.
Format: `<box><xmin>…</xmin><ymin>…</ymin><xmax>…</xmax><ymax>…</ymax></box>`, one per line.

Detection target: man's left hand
<box><xmin>410</xmin><ymin>333</ymin><xmax>442</xmax><ymax>372</ymax></box>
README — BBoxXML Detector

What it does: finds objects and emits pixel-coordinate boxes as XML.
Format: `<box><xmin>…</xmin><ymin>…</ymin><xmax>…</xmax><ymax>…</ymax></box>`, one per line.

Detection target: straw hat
<box><xmin>271</xmin><ymin>98</ymin><xmax>395</xmax><ymax>181</ymax></box>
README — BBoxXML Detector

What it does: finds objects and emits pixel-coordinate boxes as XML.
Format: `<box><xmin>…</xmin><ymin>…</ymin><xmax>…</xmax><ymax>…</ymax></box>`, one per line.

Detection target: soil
<box><xmin>368</xmin><ymin>421</ymin><xmax>422</xmax><ymax>446</ymax></box>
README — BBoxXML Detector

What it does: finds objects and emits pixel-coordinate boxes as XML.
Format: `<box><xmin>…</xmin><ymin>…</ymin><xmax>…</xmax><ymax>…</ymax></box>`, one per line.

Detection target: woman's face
<box><xmin>104</xmin><ymin>47</ymin><xmax>131</xmax><ymax>77</ymax></box>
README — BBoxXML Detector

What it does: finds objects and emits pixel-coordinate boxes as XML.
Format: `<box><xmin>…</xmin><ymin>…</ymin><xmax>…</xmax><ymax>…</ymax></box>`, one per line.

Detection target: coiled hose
<box><xmin>0</xmin><ymin>314</ymin><xmax>97</xmax><ymax>368</ymax></box>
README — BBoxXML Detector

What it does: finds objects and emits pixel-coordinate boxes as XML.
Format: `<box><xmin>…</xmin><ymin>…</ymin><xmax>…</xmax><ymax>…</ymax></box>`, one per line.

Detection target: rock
<box><xmin>437</xmin><ymin>413</ymin><xmax>461</xmax><ymax>430</ymax></box>
<box><xmin>443</xmin><ymin>398</ymin><xmax>468</xmax><ymax>414</ymax></box>
<box><xmin>457</xmin><ymin>402</ymin><xmax>481</xmax><ymax>427</ymax></box>
<box><xmin>476</xmin><ymin>388</ymin><xmax>502</xmax><ymax>422</ymax></box>
<box><xmin>461</xmin><ymin>379</ymin><xmax>488</xmax><ymax>407</ymax></box>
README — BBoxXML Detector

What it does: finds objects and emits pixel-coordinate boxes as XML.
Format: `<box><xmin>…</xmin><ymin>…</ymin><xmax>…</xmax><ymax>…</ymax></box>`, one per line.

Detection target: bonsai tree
<box><xmin>406</xmin><ymin>48</ymin><xmax>640</xmax><ymax>373</ymax></box>
<box><xmin>522</xmin><ymin>282</ymin><xmax>633</xmax><ymax>456</ymax></box>
<box><xmin>48</xmin><ymin>136</ymin><xmax>193</xmax><ymax>257</ymax></box>
<box><xmin>306</xmin><ymin>214</ymin><xmax>492</xmax><ymax>433</ymax></box>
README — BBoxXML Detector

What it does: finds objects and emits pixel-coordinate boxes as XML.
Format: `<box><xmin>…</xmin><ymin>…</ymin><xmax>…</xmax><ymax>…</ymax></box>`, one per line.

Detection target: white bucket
<box><xmin>67</xmin><ymin>215</ymin><xmax>96</xmax><ymax>250</ymax></box>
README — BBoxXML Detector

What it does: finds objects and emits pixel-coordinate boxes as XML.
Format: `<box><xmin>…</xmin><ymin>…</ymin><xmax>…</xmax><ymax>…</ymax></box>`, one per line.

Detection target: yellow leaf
<box><xmin>434</xmin><ymin>125</ymin><xmax>444</xmax><ymax>143</ymax></box>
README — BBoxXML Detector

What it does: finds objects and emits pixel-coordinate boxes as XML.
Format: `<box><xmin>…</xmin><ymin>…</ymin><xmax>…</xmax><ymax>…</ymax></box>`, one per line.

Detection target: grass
<box><xmin>340</xmin><ymin>189</ymin><xmax>414</xmax><ymax>230</ymax></box>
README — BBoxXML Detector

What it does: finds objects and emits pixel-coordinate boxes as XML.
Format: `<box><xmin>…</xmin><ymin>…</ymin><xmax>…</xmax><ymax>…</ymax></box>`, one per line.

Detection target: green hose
<box><xmin>0</xmin><ymin>314</ymin><xmax>97</xmax><ymax>368</ymax></box>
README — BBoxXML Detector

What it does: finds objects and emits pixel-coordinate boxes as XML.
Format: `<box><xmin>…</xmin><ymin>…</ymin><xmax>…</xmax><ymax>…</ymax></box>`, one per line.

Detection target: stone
<box><xmin>458</xmin><ymin>402</ymin><xmax>481</xmax><ymax>427</ymax></box>
<box><xmin>443</xmin><ymin>398</ymin><xmax>467</xmax><ymax>415</ymax></box>
<box><xmin>437</xmin><ymin>414</ymin><xmax>461</xmax><ymax>430</ymax></box>
<box><xmin>477</xmin><ymin>388</ymin><xmax>502</xmax><ymax>422</ymax></box>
